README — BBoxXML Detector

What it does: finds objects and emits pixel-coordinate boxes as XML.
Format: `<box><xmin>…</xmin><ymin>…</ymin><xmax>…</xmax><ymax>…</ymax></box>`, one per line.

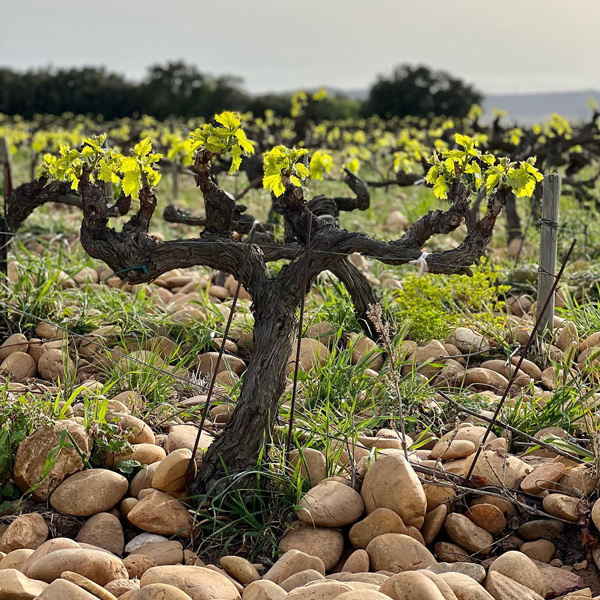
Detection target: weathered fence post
<box><xmin>172</xmin><ymin>161</ymin><xmax>180</xmax><ymax>199</ymax></box>
<box><xmin>0</xmin><ymin>216</ymin><xmax>8</xmax><ymax>277</ymax></box>
<box><xmin>0</xmin><ymin>137</ymin><xmax>12</xmax><ymax>277</ymax></box>
<box><xmin>537</xmin><ymin>173</ymin><xmax>561</xmax><ymax>334</ymax></box>
<box><xmin>104</xmin><ymin>181</ymin><xmax>114</xmax><ymax>205</ymax></box>
<box><xmin>0</xmin><ymin>137</ymin><xmax>12</xmax><ymax>201</ymax></box>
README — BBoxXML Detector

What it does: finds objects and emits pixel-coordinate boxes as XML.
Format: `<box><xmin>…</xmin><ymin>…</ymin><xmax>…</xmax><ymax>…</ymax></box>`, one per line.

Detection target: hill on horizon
<box><xmin>322</xmin><ymin>87</ymin><xmax>599</xmax><ymax>124</ymax></box>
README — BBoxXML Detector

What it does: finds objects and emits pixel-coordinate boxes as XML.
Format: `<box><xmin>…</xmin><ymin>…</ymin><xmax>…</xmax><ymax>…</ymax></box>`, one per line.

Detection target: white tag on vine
<box><xmin>409</xmin><ymin>252</ymin><xmax>430</xmax><ymax>278</ymax></box>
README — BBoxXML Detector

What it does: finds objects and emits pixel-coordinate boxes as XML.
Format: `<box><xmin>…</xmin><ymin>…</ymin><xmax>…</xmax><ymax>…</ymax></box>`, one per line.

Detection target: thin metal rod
<box><xmin>286</xmin><ymin>218</ymin><xmax>313</xmax><ymax>457</ymax></box>
<box><xmin>437</xmin><ymin>390</ymin><xmax>584</xmax><ymax>464</ymax></box>
<box><xmin>465</xmin><ymin>238</ymin><xmax>576</xmax><ymax>481</ymax></box>
<box><xmin>187</xmin><ymin>227</ymin><xmax>257</xmax><ymax>476</ymax></box>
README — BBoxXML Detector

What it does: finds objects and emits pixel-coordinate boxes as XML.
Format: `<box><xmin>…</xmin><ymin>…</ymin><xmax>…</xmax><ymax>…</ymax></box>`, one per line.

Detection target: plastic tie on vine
<box><xmin>409</xmin><ymin>252</ymin><xmax>430</xmax><ymax>278</ymax></box>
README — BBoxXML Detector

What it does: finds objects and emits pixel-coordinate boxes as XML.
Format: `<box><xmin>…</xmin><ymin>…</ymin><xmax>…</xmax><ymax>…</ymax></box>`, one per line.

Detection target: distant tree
<box><xmin>0</xmin><ymin>67</ymin><xmax>138</xmax><ymax>119</ymax></box>
<box><xmin>304</xmin><ymin>95</ymin><xmax>361</xmax><ymax>122</ymax></box>
<box><xmin>140</xmin><ymin>61</ymin><xmax>248</xmax><ymax>119</ymax></box>
<box><xmin>246</xmin><ymin>93</ymin><xmax>292</xmax><ymax>117</ymax></box>
<box><xmin>0</xmin><ymin>63</ymin><xmax>250</xmax><ymax>120</ymax></box>
<box><xmin>363</xmin><ymin>64</ymin><xmax>482</xmax><ymax>119</ymax></box>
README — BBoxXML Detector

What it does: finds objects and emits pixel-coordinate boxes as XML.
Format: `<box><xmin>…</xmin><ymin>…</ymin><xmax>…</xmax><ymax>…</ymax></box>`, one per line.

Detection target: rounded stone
<box><xmin>123</xmin><ymin>554</ymin><xmax>158</xmax><ymax>579</ymax></box>
<box><xmin>427</xmin><ymin>562</ymin><xmax>486</xmax><ymax>584</ymax></box>
<box><xmin>465</xmin><ymin>503</ymin><xmax>506</xmax><ymax>534</ymax></box>
<box><xmin>104</xmin><ymin>444</ymin><xmax>166</xmax><ymax>468</ymax></box>
<box><xmin>521</xmin><ymin>463</ymin><xmax>566</xmax><ymax>494</ymax></box>
<box><xmin>279</xmin><ymin>522</ymin><xmax>344</xmax><ymax>570</ymax></box>
<box><xmin>462</xmin><ymin>450</ymin><xmax>530</xmax><ymax>489</ymax></box>
<box><xmin>439</xmin><ymin>426</ymin><xmax>496</xmax><ymax>447</ymax></box>
<box><xmin>27</xmin><ymin>548</ymin><xmax>128</xmax><ymax>584</ymax></box>
<box><xmin>485</xmin><ymin>570</ymin><xmax>545</xmax><ymax>600</ymax></box>
<box><xmin>341</xmin><ymin>549</ymin><xmax>369</xmax><ymax>573</ymax></box>
<box><xmin>542</xmin><ymin>493</ymin><xmax>584</xmax><ymax>522</ymax></box>
<box><xmin>422</xmin><ymin>505</ymin><xmax>448</xmax><ymax>545</ymax></box>
<box><xmin>488</xmin><ymin>550</ymin><xmax>545</xmax><ymax>596</ymax></box>
<box><xmin>288</xmin><ymin>448</ymin><xmax>327</xmax><ymax>486</ymax></box>
<box><xmin>76</xmin><ymin>512</ymin><xmax>124</xmax><ymax>555</ymax></box>
<box><xmin>518</xmin><ymin>519</ymin><xmax>564</xmax><ymax>540</ymax></box>
<box><xmin>336</xmin><ymin>592</ymin><xmax>390</xmax><ymax>600</ymax></box>
<box><xmin>591</xmin><ymin>497</ymin><xmax>600</xmax><ymax>531</ymax></box>
<box><xmin>0</xmin><ymin>513</ymin><xmax>48</xmax><ymax>553</ymax></box>
<box><xmin>366</xmin><ymin>533</ymin><xmax>436</xmax><ymax>573</ymax></box>
<box><xmin>521</xmin><ymin>539</ymin><xmax>556</xmax><ymax>563</ymax></box>
<box><xmin>0</xmin><ymin>333</ymin><xmax>28</xmax><ymax>360</ymax></box>
<box><xmin>0</xmin><ymin>548</ymin><xmax>34</xmax><ymax>571</ymax></box>
<box><xmin>380</xmin><ymin>571</ymin><xmax>446</xmax><ymax>599</ymax></box>
<box><xmin>349</xmin><ymin>335</ymin><xmax>383</xmax><ymax>370</ymax></box>
<box><xmin>434</xmin><ymin>542</ymin><xmax>471</xmax><ymax>563</ymax></box>
<box><xmin>129</xmin><ymin>583</ymin><xmax>192</xmax><ymax>600</ymax></box>
<box><xmin>127</xmin><ymin>490</ymin><xmax>192</xmax><ymax>537</ymax></box>
<box><xmin>60</xmin><ymin>571</ymin><xmax>120</xmax><ymax>600</ymax></box>
<box><xmin>279</xmin><ymin>569</ymin><xmax>325</xmax><ymax>592</ymax></box>
<box><xmin>129</xmin><ymin>540</ymin><xmax>184</xmax><ymax>566</ymax></box>
<box><xmin>50</xmin><ymin>469</ymin><xmax>128</xmax><ymax>517</ymax></box>
<box><xmin>559</xmin><ymin>464</ymin><xmax>598</xmax><ymax>496</ymax></box>
<box><xmin>284</xmin><ymin>581</ymin><xmax>353</xmax><ymax>599</ymax></box>
<box><xmin>431</xmin><ymin>440</ymin><xmax>476</xmax><ymax>461</ymax></box>
<box><xmin>129</xmin><ymin>463</ymin><xmax>160</xmax><ymax>499</ymax></box>
<box><xmin>219</xmin><ymin>555</ymin><xmax>260</xmax><ymax>585</ymax></box>
<box><xmin>360</xmin><ymin>454</ymin><xmax>427</xmax><ymax>528</ymax></box>
<box><xmin>297</xmin><ymin>480</ymin><xmax>364</xmax><ymax>527</ymax></box>
<box><xmin>36</xmin><ymin>578</ymin><xmax>99</xmax><ymax>600</ymax></box>
<box><xmin>14</xmin><ymin>421</ymin><xmax>92</xmax><ymax>502</ymax></box>
<box><xmin>263</xmin><ymin>549</ymin><xmax>325</xmax><ymax>584</ymax></box>
<box><xmin>446</xmin><ymin>328</ymin><xmax>489</xmax><ymax>354</ymax></box>
<box><xmin>286</xmin><ymin>338</ymin><xmax>331</xmax><ymax>375</ymax></box>
<box><xmin>444</xmin><ymin>513</ymin><xmax>494</xmax><ymax>555</ymax></box>
<box><xmin>0</xmin><ymin>351</ymin><xmax>37</xmax><ymax>379</ymax></box>
<box><xmin>140</xmin><ymin>566</ymin><xmax>240</xmax><ymax>600</ymax></box>
<box><xmin>349</xmin><ymin>508</ymin><xmax>407</xmax><ymax>549</ymax></box>
<box><xmin>108</xmin><ymin>413</ymin><xmax>155</xmax><ymax>445</ymax></box>
<box><xmin>438</xmin><ymin>572</ymin><xmax>492</xmax><ymax>600</ymax></box>
<box><xmin>423</xmin><ymin>483</ymin><xmax>456</xmax><ymax>512</ymax></box>
<box><xmin>105</xmin><ymin>579</ymin><xmax>141</xmax><ymax>598</ymax></box>
<box><xmin>38</xmin><ymin>348</ymin><xmax>75</xmax><ymax>381</ymax></box>
<box><xmin>243</xmin><ymin>580</ymin><xmax>287</xmax><ymax>600</ymax></box>
<box><xmin>151</xmin><ymin>448</ymin><xmax>192</xmax><ymax>495</ymax></box>
<box><xmin>21</xmin><ymin>537</ymin><xmax>80</xmax><ymax>576</ymax></box>
<box><xmin>0</xmin><ymin>568</ymin><xmax>48</xmax><ymax>598</ymax></box>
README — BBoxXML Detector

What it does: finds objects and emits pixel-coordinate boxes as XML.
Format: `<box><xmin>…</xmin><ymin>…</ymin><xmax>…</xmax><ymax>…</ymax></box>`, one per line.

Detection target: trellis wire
<box><xmin>0</xmin><ymin>286</ymin><xmax>587</xmax><ymax>526</ymax></box>
<box><xmin>465</xmin><ymin>238</ymin><xmax>577</xmax><ymax>481</ymax></box>
<box><xmin>0</xmin><ymin>301</ymin><xmax>230</xmax><ymax>403</ymax></box>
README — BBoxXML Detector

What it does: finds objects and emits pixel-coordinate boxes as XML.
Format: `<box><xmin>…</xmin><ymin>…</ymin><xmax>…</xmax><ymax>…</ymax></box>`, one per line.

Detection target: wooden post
<box><xmin>0</xmin><ymin>137</ymin><xmax>12</xmax><ymax>201</ymax></box>
<box><xmin>0</xmin><ymin>137</ymin><xmax>12</xmax><ymax>277</ymax></box>
<box><xmin>104</xmin><ymin>181</ymin><xmax>114</xmax><ymax>204</ymax></box>
<box><xmin>537</xmin><ymin>174</ymin><xmax>561</xmax><ymax>333</ymax></box>
<box><xmin>172</xmin><ymin>161</ymin><xmax>179</xmax><ymax>200</ymax></box>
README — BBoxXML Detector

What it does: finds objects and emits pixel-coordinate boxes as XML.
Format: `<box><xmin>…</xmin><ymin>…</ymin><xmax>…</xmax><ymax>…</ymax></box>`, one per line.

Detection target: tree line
<box><xmin>0</xmin><ymin>62</ymin><xmax>481</xmax><ymax>121</ymax></box>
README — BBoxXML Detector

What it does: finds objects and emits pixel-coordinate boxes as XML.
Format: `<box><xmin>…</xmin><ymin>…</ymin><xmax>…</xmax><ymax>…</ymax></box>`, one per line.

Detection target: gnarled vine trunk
<box><xmin>189</xmin><ymin>282</ymin><xmax>300</xmax><ymax>495</ymax></box>
<box><xmin>73</xmin><ymin>157</ymin><xmax>509</xmax><ymax>498</ymax></box>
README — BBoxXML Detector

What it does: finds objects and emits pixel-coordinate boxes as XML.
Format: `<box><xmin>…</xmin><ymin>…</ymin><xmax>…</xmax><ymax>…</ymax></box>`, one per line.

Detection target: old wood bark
<box><xmin>72</xmin><ymin>160</ymin><xmax>509</xmax><ymax>495</ymax></box>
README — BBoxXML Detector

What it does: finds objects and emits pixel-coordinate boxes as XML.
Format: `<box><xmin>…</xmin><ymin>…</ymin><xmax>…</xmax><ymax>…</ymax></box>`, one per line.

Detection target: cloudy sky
<box><xmin>2</xmin><ymin>0</ymin><xmax>598</xmax><ymax>95</ymax></box>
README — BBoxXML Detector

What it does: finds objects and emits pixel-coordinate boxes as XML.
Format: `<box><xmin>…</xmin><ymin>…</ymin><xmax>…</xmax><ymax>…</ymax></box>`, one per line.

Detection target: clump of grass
<box><xmin>190</xmin><ymin>444</ymin><xmax>305</xmax><ymax>562</ymax></box>
<box><xmin>501</xmin><ymin>384</ymin><xmax>586</xmax><ymax>437</ymax></box>
<box><xmin>0</xmin><ymin>249</ymin><xmax>63</xmax><ymax>332</ymax></box>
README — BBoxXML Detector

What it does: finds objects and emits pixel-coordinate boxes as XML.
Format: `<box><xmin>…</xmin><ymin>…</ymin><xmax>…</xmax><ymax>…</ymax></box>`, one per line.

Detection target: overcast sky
<box><xmin>2</xmin><ymin>0</ymin><xmax>599</xmax><ymax>95</ymax></box>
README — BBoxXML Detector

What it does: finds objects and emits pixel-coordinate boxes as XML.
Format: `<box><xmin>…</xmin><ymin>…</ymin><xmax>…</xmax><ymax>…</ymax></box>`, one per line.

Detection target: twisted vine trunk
<box><xmin>188</xmin><ymin>281</ymin><xmax>301</xmax><ymax>496</ymax></box>
<box><xmin>74</xmin><ymin>170</ymin><xmax>509</xmax><ymax>498</ymax></box>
